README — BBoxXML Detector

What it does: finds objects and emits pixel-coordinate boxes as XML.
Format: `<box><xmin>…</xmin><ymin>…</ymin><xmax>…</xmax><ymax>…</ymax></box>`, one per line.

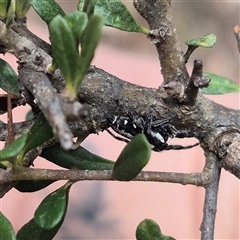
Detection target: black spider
<box><xmin>107</xmin><ymin>113</ymin><xmax>199</xmax><ymax>151</ymax></box>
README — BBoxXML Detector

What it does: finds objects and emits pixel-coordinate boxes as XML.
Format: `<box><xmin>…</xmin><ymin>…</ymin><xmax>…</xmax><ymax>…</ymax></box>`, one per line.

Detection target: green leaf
<box><xmin>16</xmin><ymin>218</ymin><xmax>60</xmax><ymax>240</ymax></box>
<box><xmin>16</xmin><ymin>0</ymin><xmax>32</xmax><ymax>18</ymax></box>
<box><xmin>14</xmin><ymin>180</ymin><xmax>56</xmax><ymax>192</ymax></box>
<box><xmin>64</xmin><ymin>11</ymin><xmax>88</xmax><ymax>43</ymax></box>
<box><xmin>112</xmin><ymin>134</ymin><xmax>151</xmax><ymax>181</ymax></box>
<box><xmin>0</xmin><ymin>58</ymin><xmax>19</xmax><ymax>94</ymax></box>
<box><xmin>0</xmin><ymin>0</ymin><xmax>11</xmax><ymax>20</ymax></box>
<box><xmin>40</xmin><ymin>143</ymin><xmax>114</xmax><ymax>170</ymax></box>
<box><xmin>0</xmin><ymin>113</ymin><xmax>53</xmax><ymax>166</ymax></box>
<box><xmin>0</xmin><ymin>114</ymin><xmax>53</xmax><ymax>166</ymax></box>
<box><xmin>6</xmin><ymin>0</ymin><xmax>15</xmax><ymax>28</ymax></box>
<box><xmin>184</xmin><ymin>33</ymin><xmax>216</xmax><ymax>62</ymax></box>
<box><xmin>49</xmin><ymin>15</ymin><xmax>80</xmax><ymax>98</ymax></box>
<box><xmin>136</xmin><ymin>219</ymin><xmax>162</xmax><ymax>240</ymax></box>
<box><xmin>0</xmin><ymin>134</ymin><xmax>27</xmax><ymax>162</ymax></box>
<box><xmin>77</xmin><ymin>0</ymin><xmax>84</xmax><ymax>12</ymax></box>
<box><xmin>17</xmin><ymin>113</ymin><xmax>53</xmax><ymax>164</ymax></box>
<box><xmin>136</xmin><ymin>219</ymin><xmax>176</xmax><ymax>240</ymax></box>
<box><xmin>94</xmin><ymin>0</ymin><xmax>149</xmax><ymax>34</ymax></box>
<box><xmin>0</xmin><ymin>212</ymin><xmax>16</xmax><ymax>240</ymax></box>
<box><xmin>202</xmin><ymin>73</ymin><xmax>240</xmax><ymax>95</ymax></box>
<box><xmin>75</xmin><ymin>14</ymin><xmax>104</xmax><ymax>94</ymax></box>
<box><xmin>80</xmin><ymin>0</ymin><xmax>97</xmax><ymax>18</ymax></box>
<box><xmin>185</xmin><ymin>33</ymin><xmax>216</xmax><ymax>48</ymax></box>
<box><xmin>31</xmin><ymin>0</ymin><xmax>65</xmax><ymax>24</ymax></box>
<box><xmin>25</xmin><ymin>110</ymin><xmax>34</xmax><ymax>121</ymax></box>
<box><xmin>22</xmin><ymin>113</ymin><xmax>53</xmax><ymax>153</ymax></box>
<box><xmin>34</xmin><ymin>182</ymin><xmax>72</xmax><ymax>230</ymax></box>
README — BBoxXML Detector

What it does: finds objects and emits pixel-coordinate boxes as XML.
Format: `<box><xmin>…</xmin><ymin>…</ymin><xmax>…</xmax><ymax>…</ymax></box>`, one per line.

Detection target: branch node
<box><xmin>148</xmin><ymin>26</ymin><xmax>169</xmax><ymax>44</ymax></box>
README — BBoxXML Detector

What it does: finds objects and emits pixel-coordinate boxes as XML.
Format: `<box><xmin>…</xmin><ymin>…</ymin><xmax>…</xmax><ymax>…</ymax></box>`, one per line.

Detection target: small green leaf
<box><xmin>14</xmin><ymin>180</ymin><xmax>56</xmax><ymax>192</ymax></box>
<box><xmin>40</xmin><ymin>143</ymin><xmax>114</xmax><ymax>170</ymax></box>
<box><xmin>17</xmin><ymin>113</ymin><xmax>53</xmax><ymax>163</ymax></box>
<box><xmin>202</xmin><ymin>73</ymin><xmax>240</xmax><ymax>95</ymax></box>
<box><xmin>0</xmin><ymin>212</ymin><xmax>16</xmax><ymax>240</ymax></box>
<box><xmin>16</xmin><ymin>0</ymin><xmax>32</xmax><ymax>18</ymax></box>
<box><xmin>23</xmin><ymin>113</ymin><xmax>53</xmax><ymax>152</ymax></box>
<box><xmin>0</xmin><ymin>134</ymin><xmax>27</xmax><ymax>162</ymax></box>
<box><xmin>0</xmin><ymin>58</ymin><xmax>19</xmax><ymax>94</ymax></box>
<box><xmin>31</xmin><ymin>0</ymin><xmax>65</xmax><ymax>24</ymax></box>
<box><xmin>136</xmin><ymin>219</ymin><xmax>162</xmax><ymax>240</ymax></box>
<box><xmin>184</xmin><ymin>33</ymin><xmax>216</xmax><ymax>62</ymax></box>
<box><xmin>6</xmin><ymin>0</ymin><xmax>15</xmax><ymax>27</ymax></box>
<box><xmin>16</xmin><ymin>218</ymin><xmax>60</xmax><ymax>240</ymax></box>
<box><xmin>112</xmin><ymin>134</ymin><xmax>151</xmax><ymax>181</ymax></box>
<box><xmin>80</xmin><ymin>0</ymin><xmax>97</xmax><ymax>18</ymax></box>
<box><xmin>0</xmin><ymin>113</ymin><xmax>53</xmax><ymax>166</ymax></box>
<box><xmin>0</xmin><ymin>0</ymin><xmax>11</xmax><ymax>20</ymax></box>
<box><xmin>77</xmin><ymin>0</ymin><xmax>84</xmax><ymax>12</ymax></box>
<box><xmin>64</xmin><ymin>11</ymin><xmax>88</xmax><ymax>43</ymax></box>
<box><xmin>94</xmin><ymin>0</ymin><xmax>149</xmax><ymax>34</ymax></box>
<box><xmin>49</xmin><ymin>15</ymin><xmax>80</xmax><ymax>98</ymax></box>
<box><xmin>74</xmin><ymin>14</ymin><xmax>103</xmax><ymax>94</ymax></box>
<box><xmin>185</xmin><ymin>33</ymin><xmax>216</xmax><ymax>48</ymax></box>
<box><xmin>136</xmin><ymin>219</ymin><xmax>176</xmax><ymax>240</ymax></box>
<box><xmin>17</xmin><ymin>183</ymin><xmax>71</xmax><ymax>240</ymax></box>
<box><xmin>34</xmin><ymin>182</ymin><xmax>72</xmax><ymax>230</ymax></box>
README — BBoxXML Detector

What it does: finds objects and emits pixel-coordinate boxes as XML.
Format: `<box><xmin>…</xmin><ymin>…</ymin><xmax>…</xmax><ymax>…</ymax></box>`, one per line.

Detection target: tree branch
<box><xmin>19</xmin><ymin>68</ymin><xmax>73</xmax><ymax>149</ymax></box>
<box><xmin>134</xmin><ymin>0</ymin><xmax>188</xmax><ymax>85</ymax></box>
<box><xmin>200</xmin><ymin>150</ymin><xmax>221</xmax><ymax>239</ymax></box>
<box><xmin>215</xmin><ymin>130</ymin><xmax>240</xmax><ymax>179</ymax></box>
<box><xmin>0</xmin><ymin>17</ymin><xmax>239</xmax><ymax>179</ymax></box>
<box><xmin>0</xmin><ymin>168</ymin><xmax>208</xmax><ymax>186</ymax></box>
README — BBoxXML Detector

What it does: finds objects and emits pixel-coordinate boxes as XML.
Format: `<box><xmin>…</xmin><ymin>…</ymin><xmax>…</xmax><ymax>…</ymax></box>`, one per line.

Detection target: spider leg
<box><xmin>106</xmin><ymin>129</ymin><xmax>129</xmax><ymax>143</ymax></box>
<box><xmin>150</xmin><ymin>113</ymin><xmax>176</xmax><ymax>128</ymax></box>
<box><xmin>145</xmin><ymin>113</ymin><xmax>153</xmax><ymax>133</ymax></box>
<box><xmin>165</xmin><ymin>142</ymin><xmax>199</xmax><ymax>150</ymax></box>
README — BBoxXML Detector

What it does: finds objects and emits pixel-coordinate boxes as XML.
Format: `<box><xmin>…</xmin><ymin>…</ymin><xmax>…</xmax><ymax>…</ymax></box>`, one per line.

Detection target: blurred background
<box><xmin>0</xmin><ymin>1</ymin><xmax>239</xmax><ymax>239</ymax></box>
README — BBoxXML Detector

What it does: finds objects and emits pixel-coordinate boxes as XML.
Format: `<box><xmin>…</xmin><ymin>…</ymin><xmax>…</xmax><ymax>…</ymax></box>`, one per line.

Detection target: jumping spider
<box><xmin>107</xmin><ymin>113</ymin><xmax>199</xmax><ymax>151</ymax></box>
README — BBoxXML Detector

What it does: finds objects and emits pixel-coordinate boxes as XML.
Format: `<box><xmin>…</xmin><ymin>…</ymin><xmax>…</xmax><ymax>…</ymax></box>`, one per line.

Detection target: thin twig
<box><xmin>200</xmin><ymin>151</ymin><xmax>221</xmax><ymax>239</ymax></box>
<box><xmin>0</xmin><ymin>168</ymin><xmax>208</xmax><ymax>186</ymax></box>
<box><xmin>18</xmin><ymin>69</ymin><xmax>73</xmax><ymax>150</ymax></box>
<box><xmin>6</xmin><ymin>86</ymin><xmax>14</xmax><ymax>144</ymax></box>
<box><xmin>234</xmin><ymin>25</ymin><xmax>240</xmax><ymax>53</ymax></box>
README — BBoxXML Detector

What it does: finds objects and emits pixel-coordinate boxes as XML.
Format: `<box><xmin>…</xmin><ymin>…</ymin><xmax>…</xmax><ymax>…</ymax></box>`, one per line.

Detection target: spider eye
<box><xmin>133</xmin><ymin>123</ymin><xmax>137</xmax><ymax>129</ymax></box>
<box><xmin>123</xmin><ymin>119</ymin><xmax>128</xmax><ymax>125</ymax></box>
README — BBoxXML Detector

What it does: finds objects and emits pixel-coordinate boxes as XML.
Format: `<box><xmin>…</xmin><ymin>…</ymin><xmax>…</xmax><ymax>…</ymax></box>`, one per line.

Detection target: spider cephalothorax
<box><xmin>107</xmin><ymin>113</ymin><xmax>199</xmax><ymax>151</ymax></box>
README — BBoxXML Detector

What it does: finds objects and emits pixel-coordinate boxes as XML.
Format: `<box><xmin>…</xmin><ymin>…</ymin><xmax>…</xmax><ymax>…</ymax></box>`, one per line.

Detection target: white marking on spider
<box><xmin>112</xmin><ymin>116</ymin><xmax>118</xmax><ymax>124</ymax></box>
<box><xmin>151</xmin><ymin>131</ymin><xmax>165</xmax><ymax>143</ymax></box>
